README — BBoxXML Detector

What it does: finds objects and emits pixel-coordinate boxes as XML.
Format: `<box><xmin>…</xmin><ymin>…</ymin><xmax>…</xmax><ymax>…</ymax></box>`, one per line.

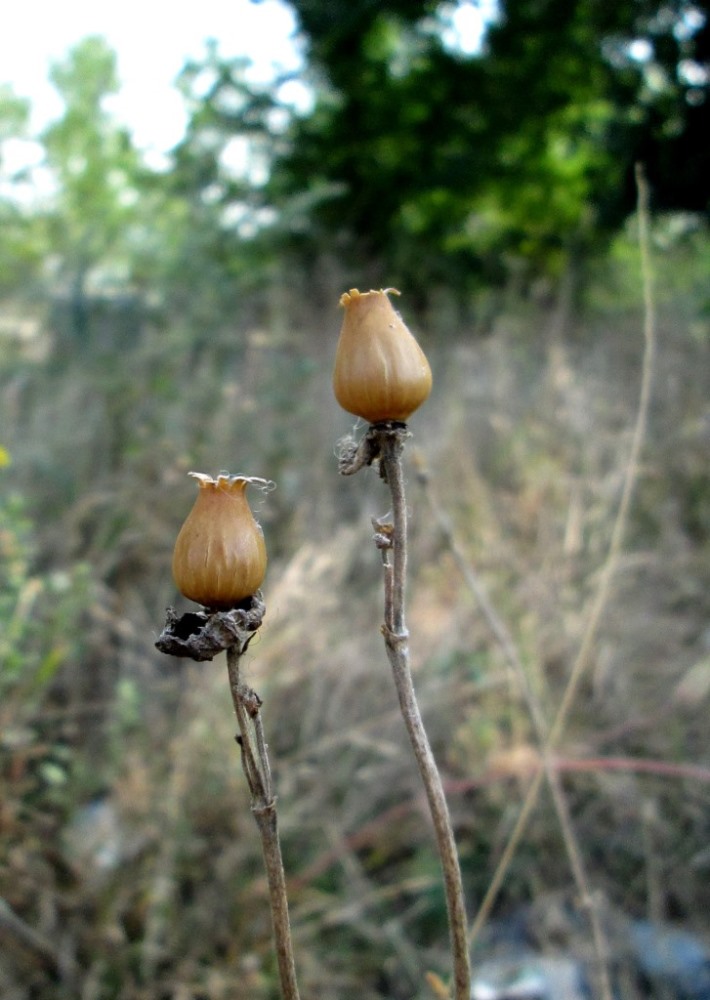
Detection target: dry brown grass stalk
<box><xmin>0</xmin><ymin>894</ymin><xmax>75</xmax><ymax>984</ymax></box>
<box><xmin>466</xmin><ymin>163</ymin><xmax>658</xmax><ymax>984</ymax></box>
<box><xmin>140</xmin><ymin>676</ymin><xmax>196</xmax><ymax>981</ymax></box>
<box><xmin>413</xmin><ymin>454</ymin><xmax>613</xmax><ymax>1000</ymax></box>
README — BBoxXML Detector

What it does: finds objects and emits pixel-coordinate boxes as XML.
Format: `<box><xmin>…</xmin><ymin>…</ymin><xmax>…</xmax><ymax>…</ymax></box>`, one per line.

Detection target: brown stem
<box><xmin>0</xmin><ymin>896</ymin><xmax>76</xmax><ymax>984</ymax></box>
<box><xmin>376</xmin><ymin>425</ymin><xmax>471</xmax><ymax>1000</ymax></box>
<box><xmin>469</xmin><ymin>165</ymin><xmax>657</xmax><ymax>996</ymax></box>
<box><xmin>226</xmin><ymin>645</ymin><xmax>301</xmax><ymax>1000</ymax></box>
<box><xmin>414</xmin><ymin>461</ymin><xmax>612</xmax><ymax>1000</ymax></box>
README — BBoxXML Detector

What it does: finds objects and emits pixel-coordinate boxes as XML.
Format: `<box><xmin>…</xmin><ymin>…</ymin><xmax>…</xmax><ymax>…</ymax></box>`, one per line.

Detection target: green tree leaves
<box><xmin>263</xmin><ymin>0</ymin><xmax>709</xmax><ymax>291</ymax></box>
<box><xmin>41</xmin><ymin>37</ymin><xmax>145</xmax><ymax>296</ymax></box>
<box><xmin>1</xmin><ymin>3</ymin><xmax>706</xmax><ymax>317</ymax></box>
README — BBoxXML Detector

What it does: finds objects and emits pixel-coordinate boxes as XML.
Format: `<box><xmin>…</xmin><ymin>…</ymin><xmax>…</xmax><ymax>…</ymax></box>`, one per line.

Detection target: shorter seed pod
<box><xmin>333</xmin><ymin>288</ymin><xmax>432</xmax><ymax>423</ymax></box>
<box><xmin>172</xmin><ymin>472</ymin><xmax>267</xmax><ymax>609</ymax></box>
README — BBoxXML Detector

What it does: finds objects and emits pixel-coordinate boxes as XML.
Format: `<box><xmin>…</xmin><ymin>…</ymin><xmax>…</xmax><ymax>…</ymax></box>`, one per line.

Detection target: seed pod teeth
<box><xmin>339</xmin><ymin>287</ymin><xmax>401</xmax><ymax>308</ymax></box>
<box><xmin>188</xmin><ymin>471</ymin><xmax>273</xmax><ymax>491</ymax></box>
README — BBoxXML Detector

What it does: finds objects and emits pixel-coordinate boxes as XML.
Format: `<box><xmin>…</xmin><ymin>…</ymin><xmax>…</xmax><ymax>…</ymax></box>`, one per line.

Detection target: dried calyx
<box><xmin>171</xmin><ymin>472</ymin><xmax>268</xmax><ymax>610</ymax></box>
<box><xmin>333</xmin><ymin>288</ymin><xmax>432</xmax><ymax>424</ymax></box>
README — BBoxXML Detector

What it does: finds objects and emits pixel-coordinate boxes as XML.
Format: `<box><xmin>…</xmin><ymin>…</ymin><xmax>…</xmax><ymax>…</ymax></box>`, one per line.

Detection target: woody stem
<box><xmin>376</xmin><ymin>425</ymin><xmax>471</xmax><ymax>1000</ymax></box>
<box><xmin>226</xmin><ymin>645</ymin><xmax>301</xmax><ymax>1000</ymax></box>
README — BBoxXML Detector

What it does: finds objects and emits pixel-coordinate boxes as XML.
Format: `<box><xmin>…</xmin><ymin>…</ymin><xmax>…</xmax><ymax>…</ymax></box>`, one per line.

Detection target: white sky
<box><xmin>0</xmin><ymin>0</ymin><xmax>495</xmax><ymax>171</ymax></box>
<box><xmin>0</xmin><ymin>0</ymin><xmax>304</xmax><ymax>163</ymax></box>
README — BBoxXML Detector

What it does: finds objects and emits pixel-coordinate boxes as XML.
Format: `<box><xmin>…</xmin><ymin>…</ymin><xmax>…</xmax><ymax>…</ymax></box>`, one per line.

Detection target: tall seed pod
<box><xmin>333</xmin><ymin>288</ymin><xmax>432</xmax><ymax>423</ymax></box>
<box><xmin>172</xmin><ymin>472</ymin><xmax>267</xmax><ymax>609</ymax></box>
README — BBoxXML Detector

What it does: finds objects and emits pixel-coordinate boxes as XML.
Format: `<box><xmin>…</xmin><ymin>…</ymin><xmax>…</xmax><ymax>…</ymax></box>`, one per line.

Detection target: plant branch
<box><xmin>467</xmin><ymin>163</ymin><xmax>658</xmax><ymax>959</ymax></box>
<box><xmin>155</xmin><ymin>598</ymin><xmax>300</xmax><ymax>994</ymax></box>
<box><xmin>414</xmin><ymin>458</ymin><xmax>612</xmax><ymax>1000</ymax></box>
<box><xmin>0</xmin><ymin>895</ymin><xmax>76</xmax><ymax>984</ymax></box>
<box><xmin>343</xmin><ymin>422</ymin><xmax>471</xmax><ymax>1000</ymax></box>
<box><xmin>226</xmin><ymin>645</ymin><xmax>301</xmax><ymax>1000</ymax></box>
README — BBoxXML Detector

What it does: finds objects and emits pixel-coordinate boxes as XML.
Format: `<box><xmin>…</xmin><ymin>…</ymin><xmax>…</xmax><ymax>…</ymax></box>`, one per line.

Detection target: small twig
<box><xmin>141</xmin><ymin>676</ymin><xmax>196</xmax><ymax>980</ymax></box>
<box><xmin>347</xmin><ymin>422</ymin><xmax>471</xmax><ymax>1000</ymax></box>
<box><xmin>414</xmin><ymin>459</ymin><xmax>613</xmax><ymax>1000</ymax></box>
<box><xmin>226</xmin><ymin>645</ymin><xmax>301</xmax><ymax>1000</ymax></box>
<box><xmin>0</xmin><ymin>895</ymin><xmax>75</xmax><ymax>982</ymax></box>
<box><xmin>337</xmin><ymin>427</ymin><xmax>381</xmax><ymax>475</ymax></box>
<box><xmin>155</xmin><ymin>598</ymin><xmax>299</xmax><ymax>998</ymax></box>
<box><xmin>468</xmin><ymin>163</ymin><xmax>658</xmax><ymax>960</ymax></box>
<box><xmin>293</xmin><ymin>753</ymin><xmax>710</xmax><ymax>891</ymax></box>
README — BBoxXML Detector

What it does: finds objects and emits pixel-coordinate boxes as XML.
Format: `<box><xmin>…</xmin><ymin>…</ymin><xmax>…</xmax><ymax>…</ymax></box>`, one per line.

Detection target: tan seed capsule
<box><xmin>172</xmin><ymin>472</ymin><xmax>267</xmax><ymax>609</ymax></box>
<box><xmin>333</xmin><ymin>288</ymin><xmax>432</xmax><ymax>423</ymax></box>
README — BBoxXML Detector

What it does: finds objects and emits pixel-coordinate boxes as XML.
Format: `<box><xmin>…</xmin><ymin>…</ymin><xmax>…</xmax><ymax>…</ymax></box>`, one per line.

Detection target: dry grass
<box><xmin>1</xmin><ymin>223</ymin><xmax>709</xmax><ymax>998</ymax></box>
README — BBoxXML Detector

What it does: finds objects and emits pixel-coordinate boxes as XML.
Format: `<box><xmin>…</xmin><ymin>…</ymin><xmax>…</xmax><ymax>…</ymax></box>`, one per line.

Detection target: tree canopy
<box><xmin>260</xmin><ymin>0</ymin><xmax>709</xmax><ymax>289</ymax></box>
<box><xmin>0</xmin><ymin>2</ymin><xmax>707</xmax><ymax>314</ymax></box>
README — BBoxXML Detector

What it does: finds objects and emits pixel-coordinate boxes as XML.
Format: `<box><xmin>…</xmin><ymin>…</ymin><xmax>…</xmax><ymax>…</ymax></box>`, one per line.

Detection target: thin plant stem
<box><xmin>468</xmin><ymin>163</ymin><xmax>658</xmax><ymax>954</ymax></box>
<box><xmin>226</xmin><ymin>645</ymin><xmax>301</xmax><ymax>1000</ymax></box>
<box><xmin>373</xmin><ymin>424</ymin><xmax>471</xmax><ymax>1000</ymax></box>
<box><xmin>0</xmin><ymin>895</ymin><xmax>75</xmax><ymax>984</ymax></box>
<box><xmin>141</xmin><ymin>675</ymin><xmax>196</xmax><ymax>981</ymax></box>
<box><xmin>414</xmin><ymin>463</ymin><xmax>612</xmax><ymax>1000</ymax></box>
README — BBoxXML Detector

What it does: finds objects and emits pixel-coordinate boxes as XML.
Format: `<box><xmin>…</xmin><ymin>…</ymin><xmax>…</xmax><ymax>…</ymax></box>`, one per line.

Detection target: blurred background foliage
<box><xmin>0</xmin><ymin>1</ymin><xmax>709</xmax><ymax>998</ymax></box>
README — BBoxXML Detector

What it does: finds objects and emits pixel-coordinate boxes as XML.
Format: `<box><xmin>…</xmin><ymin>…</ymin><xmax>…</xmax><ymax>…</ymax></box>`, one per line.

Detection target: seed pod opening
<box><xmin>172</xmin><ymin>472</ymin><xmax>267</xmax><ymax>609</ymax></box>
<box><xmin>332</xmin><ymin>288</ymin><xmax>432</xmax><ymax>423</ymax></box>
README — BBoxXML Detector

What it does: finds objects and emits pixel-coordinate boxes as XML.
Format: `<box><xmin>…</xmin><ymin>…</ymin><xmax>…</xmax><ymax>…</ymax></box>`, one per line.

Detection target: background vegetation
<box><xmin>0</xmin><ymin>1</ymin><xmax>708</xmax><ymax>997</ymax></box>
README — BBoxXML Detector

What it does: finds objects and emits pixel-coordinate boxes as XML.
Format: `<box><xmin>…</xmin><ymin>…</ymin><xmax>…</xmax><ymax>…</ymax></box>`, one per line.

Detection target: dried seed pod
<box><xmin>172</xmin><ymin>473</ymin><xmax>267</xmax><ymax>609</ymax></box>
<box><xmin>333</xmin><ymin>288</ymin><xmax>432</xmax><ymax>423</ymax></box>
